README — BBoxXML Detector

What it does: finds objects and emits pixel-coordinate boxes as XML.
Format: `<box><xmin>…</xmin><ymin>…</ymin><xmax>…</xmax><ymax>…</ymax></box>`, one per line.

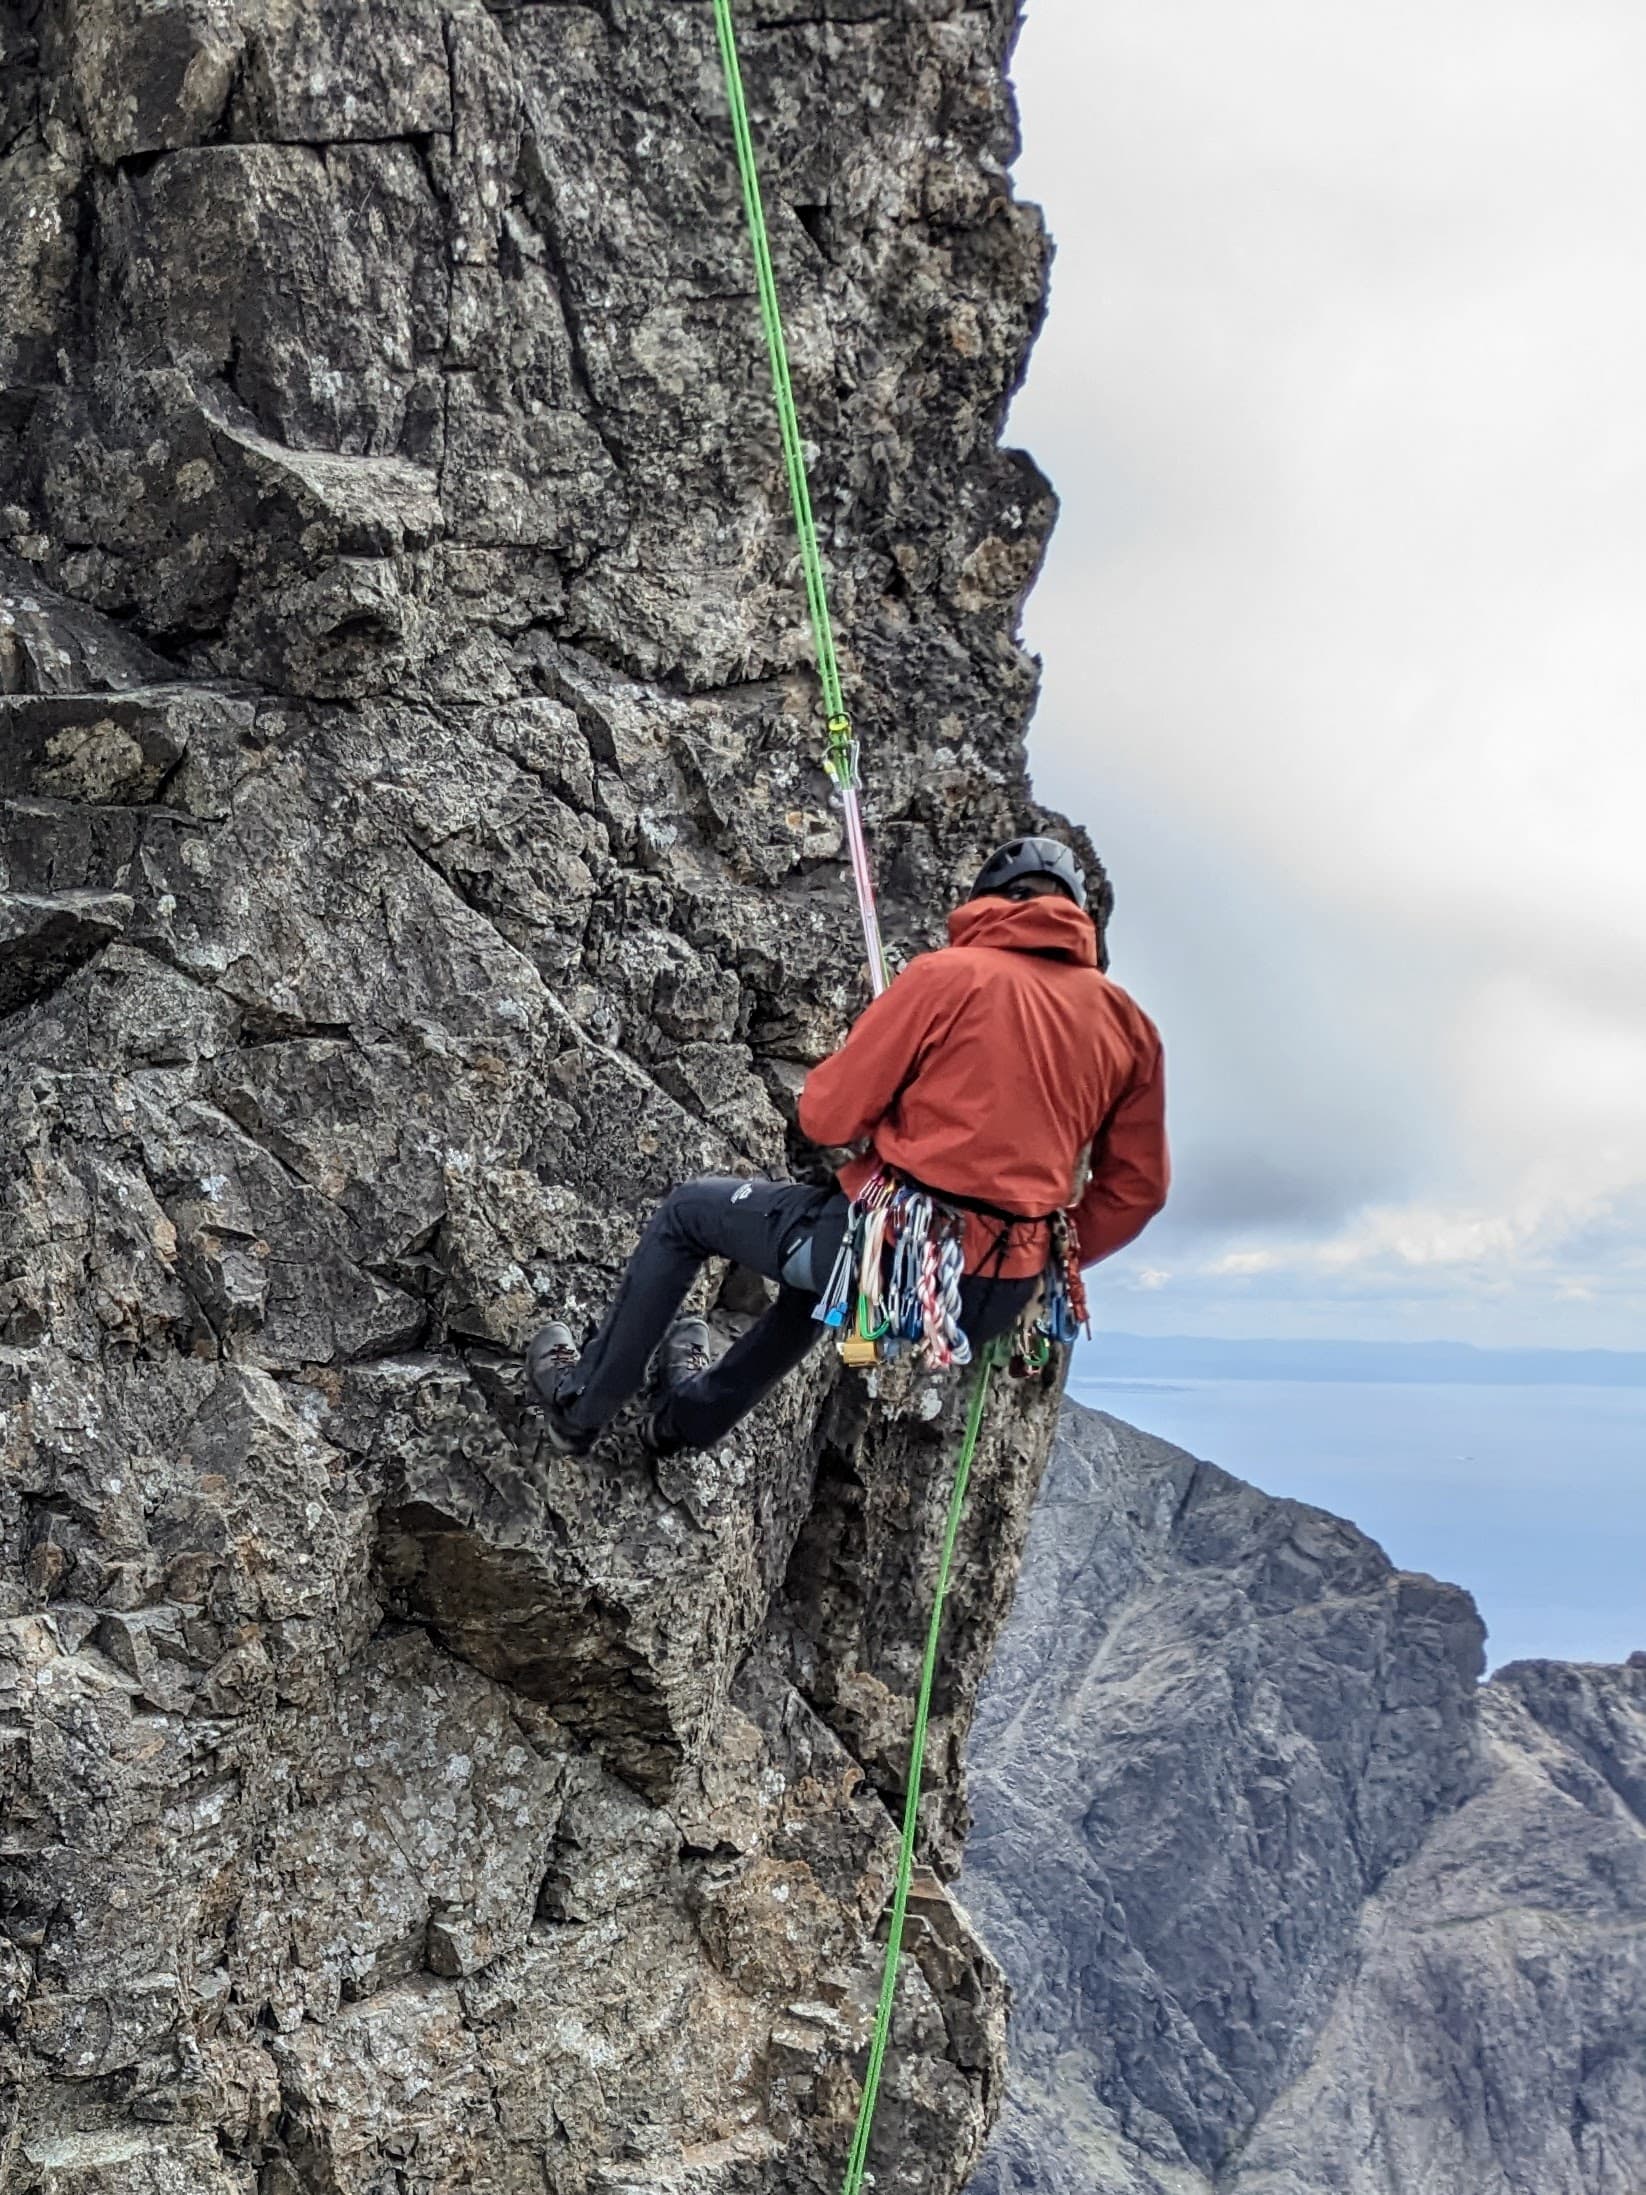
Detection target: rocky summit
<box><xmin>0</xmin><ymin>1</ymin><xmax>1072</xmax><ymax>2188</ymax></box>
<box><xmin>965</xmin><ymin>1403</ymin><xmax>1646</xmax><ymax>2195</ymax></box>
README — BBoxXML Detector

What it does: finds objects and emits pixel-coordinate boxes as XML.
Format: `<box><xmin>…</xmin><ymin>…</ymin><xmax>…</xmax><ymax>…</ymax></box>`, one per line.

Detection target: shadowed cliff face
<box><xmin>0</xmin><ymin>3</ymin><xmax>1078</xmax><ymax>2187</ymax></box>
<box><xmin>965</xmin><ymin>1404</ymin><xmax>1646</xmax><ymax>2195</ymax></box>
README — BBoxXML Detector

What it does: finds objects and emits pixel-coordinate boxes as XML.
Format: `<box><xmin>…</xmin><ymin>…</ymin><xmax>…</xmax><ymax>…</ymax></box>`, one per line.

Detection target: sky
<box><xmin>1010</xmin><ymin>0</ymin><xmax>1646</xmax><ymax>1350</ymax></box>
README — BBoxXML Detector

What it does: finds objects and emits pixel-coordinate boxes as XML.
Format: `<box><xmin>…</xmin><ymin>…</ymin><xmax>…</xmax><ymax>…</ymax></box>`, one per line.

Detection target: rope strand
<box><xmin>711</xmin><ymin>0</ymin><xmax>889</xmax><ymax>995</ymax></box>
<box><xmin>710</xmin><ymin>21</ymin><xmax>1018</xmax><ymax>2185</ymax></box>
<box><xmin>841</xmin><ymin>1346</ymin><xmax>1001</xmax><ymax>2194</ymax></box>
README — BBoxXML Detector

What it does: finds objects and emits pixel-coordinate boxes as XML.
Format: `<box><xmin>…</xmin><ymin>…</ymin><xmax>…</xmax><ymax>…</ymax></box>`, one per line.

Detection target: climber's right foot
<box><xmin>637</xmin><ymin>1407</ymin><xmax>690</xmax><ymax>1462</ymax></box>
<box><xmin>524</xmin><ymin>1321</ymin><xmax>597</xmax><ymax>1457</ymax></box>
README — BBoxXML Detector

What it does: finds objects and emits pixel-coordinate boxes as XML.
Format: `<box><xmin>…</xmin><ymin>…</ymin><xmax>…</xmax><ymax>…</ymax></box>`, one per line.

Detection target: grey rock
<box><xmin>0</xmin><ymin>890</ymin><xmax>132</xmax><ymax>1014</ymax></box>
<box><xmin>964</xmin><ymin>1403</ymin><xmax>1646</xmax><ymax>2195</ymax></box>
<box><xmin>0</xmin><ymin>0</ymin><xmax>1066</xmax><ymax>2187</ymax></box>
<box><xmin>0</xmin><ymin>560</ymin><xmax>179</xmax><ymax>697</ymax></box>
<box><xmin>13</xmin><ymin>2126</ymin><xmax>252</xmax><ymax>2194</ymax></box>
<box><xmin>0</xmin><ymin>688</ymin><xmax>210</xmax><ymax>803</ymax></box>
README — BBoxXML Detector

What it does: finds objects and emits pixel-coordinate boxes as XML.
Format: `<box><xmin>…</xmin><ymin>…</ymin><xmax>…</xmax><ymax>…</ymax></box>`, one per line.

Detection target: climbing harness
<box><xmin>709</xmin><ymin>8</ymin><xmax>1091</xmax><ymax>2184</ymax></box>
<box><xmin>710</xmin><ymin>0</ymin><xmax>889</xmax><ymax>998</ymax></box>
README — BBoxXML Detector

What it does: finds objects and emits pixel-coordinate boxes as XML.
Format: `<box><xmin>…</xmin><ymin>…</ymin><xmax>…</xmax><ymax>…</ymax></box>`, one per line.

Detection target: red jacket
<box><xmin>798</xmin><ymin>896</ymin><xmax>1168</xmax><ymax>1278</ymax></box>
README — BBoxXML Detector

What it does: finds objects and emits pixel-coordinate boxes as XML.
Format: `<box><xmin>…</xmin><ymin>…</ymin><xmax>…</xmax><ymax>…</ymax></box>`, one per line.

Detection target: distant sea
<box><xmin>1068</xmin><ymin>1344</ymin><xmax>1646</xmax><ymax>1671</ymax></box>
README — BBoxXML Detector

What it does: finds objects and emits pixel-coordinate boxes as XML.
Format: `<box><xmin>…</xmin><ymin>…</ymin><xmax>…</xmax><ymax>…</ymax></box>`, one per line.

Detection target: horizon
<box><xmin>1079</xmin><ymin>1328</ymin><xmax>1646</xmax><ymax>1389</ymax></box>
<box><xmin>1093</xmin><ymin>1329</ymin><xmax>1646</xmax><ymax>1364</ymax></box>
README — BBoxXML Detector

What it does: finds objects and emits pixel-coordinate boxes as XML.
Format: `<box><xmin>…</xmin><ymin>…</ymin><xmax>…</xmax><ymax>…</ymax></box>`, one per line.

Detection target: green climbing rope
<box><xmin>841</xmin><ymin>1342</ymin><xmax>1003</xmax><ymax>2195</ymax></box>
<box><xmin>710</xmin><ymin>0</ymin><xmax>851</xmax><ymax>753</ymax></box>
<box><xmin>709</xmin><ymin>15</ymin><xmax>996</xmax><ymax>2174</ymax></box>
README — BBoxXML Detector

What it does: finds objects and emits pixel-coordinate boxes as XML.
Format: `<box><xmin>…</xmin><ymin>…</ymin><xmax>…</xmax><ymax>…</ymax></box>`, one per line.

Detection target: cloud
<box><xmin>1012</xmin><ymin>0</ymin><xmax>1646</xmax><ymax>1344</ymax></box>
<box><xmin>1085</xmin><ymin>784</ymin><xmax>1463</xmax><ymax>1249</ymax></box>
<box><xmin>1102</xmin><ymin>1182</ymin><xmax>1646</xmax><ymax>1349</ymax></box>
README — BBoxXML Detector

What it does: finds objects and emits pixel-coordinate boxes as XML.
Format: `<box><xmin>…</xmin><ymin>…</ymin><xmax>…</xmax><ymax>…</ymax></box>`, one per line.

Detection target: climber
<box><xmin>524</xmin><ymin>834</ymin><xmax>1169</xmax><ymax>1459</ymax></box>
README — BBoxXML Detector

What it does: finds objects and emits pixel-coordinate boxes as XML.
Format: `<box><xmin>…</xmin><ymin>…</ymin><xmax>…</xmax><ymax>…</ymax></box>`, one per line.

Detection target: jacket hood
<box><xmin>947</xmin><ymin>894</ymin><xmax>1100</xmax><ymax>966</ymax></box>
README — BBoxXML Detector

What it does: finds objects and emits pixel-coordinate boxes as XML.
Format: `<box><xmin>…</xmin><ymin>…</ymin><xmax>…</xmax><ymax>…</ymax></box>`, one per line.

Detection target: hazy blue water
<box><xmin>1066</xmin><ymin>1370</ymin><xmax>1646</xmax><ymax>1670</ymax></box>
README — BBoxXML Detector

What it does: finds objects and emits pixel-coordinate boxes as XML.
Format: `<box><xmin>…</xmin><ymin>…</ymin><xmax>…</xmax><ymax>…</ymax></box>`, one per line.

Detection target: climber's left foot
<box><xmin>655</xmin><ymin>1315</ymin><xmax>712</xmax><ymax>1391</ymax></box>
<box><xmin>524</xmin><ymin>1321</ymin><xmax>596</xmax><ymax>1457</ymax></box>
<box><xmin>638</xmin><ymin>1317</ymin><xmax>714</xmax><ymax>1461</ymax></box>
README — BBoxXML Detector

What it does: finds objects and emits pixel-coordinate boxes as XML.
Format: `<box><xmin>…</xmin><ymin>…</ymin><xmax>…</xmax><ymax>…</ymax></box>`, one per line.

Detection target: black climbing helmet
<box><xmin>969</xmin><ymin>835</ymin><xmax>1088</xmax><ymax>911</ymax></box>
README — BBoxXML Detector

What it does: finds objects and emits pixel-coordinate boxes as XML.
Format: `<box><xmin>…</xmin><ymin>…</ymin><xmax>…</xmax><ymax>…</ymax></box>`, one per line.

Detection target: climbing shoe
<box><xmin>638</xmin><ymin>1317</ymin><xmax>713</xmax><ymax>1460</ymax></box>
<box><xmin>524</xmin><ymin>1321</ymin><xmax>596</xmax><ymax>1457</ymax></box>
<box><xmin>656</xmin><ymin>1315</ymin><xmax>712</xmax><ymax>1390</ymax></box>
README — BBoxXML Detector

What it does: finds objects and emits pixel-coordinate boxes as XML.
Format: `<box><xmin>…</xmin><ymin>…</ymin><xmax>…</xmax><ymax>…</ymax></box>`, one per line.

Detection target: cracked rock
<box><xmin>0</xmin><ymin>890</ymin><xmax>132</xmax><ymax>1014</ymax></box>
<box><xmin>0</xmin><ymin>0</ymin><xmax>1064</xmax><ymax>2187</ymax></box>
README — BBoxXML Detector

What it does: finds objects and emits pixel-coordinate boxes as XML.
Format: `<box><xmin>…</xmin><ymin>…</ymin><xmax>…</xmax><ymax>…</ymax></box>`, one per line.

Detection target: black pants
<box><xmin>555</xmin><ymin>1175</ymin><xmax>1038</xmax><ymax>1452</ymax></box>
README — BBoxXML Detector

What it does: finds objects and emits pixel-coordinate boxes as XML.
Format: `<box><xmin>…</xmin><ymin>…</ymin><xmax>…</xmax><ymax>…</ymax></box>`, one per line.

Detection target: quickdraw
<box><xmin>820</xmin><ymin>1172</ymin><xmax>1092</xmax><ymax>1381</ymax></box>
<box><xmin>815</xmin><ymin>1169</ymin><xmax>972</xmax><ymax>1372</ymax></box>
<box><xmin>1009</xmin><ymin>1210</ymin><xmax>1091</xmax><ymax>1377</ymax></box>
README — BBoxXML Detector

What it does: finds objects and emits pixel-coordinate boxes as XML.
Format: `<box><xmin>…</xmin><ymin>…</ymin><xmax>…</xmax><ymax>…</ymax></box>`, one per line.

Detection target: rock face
<box><xmin>0</xmin><ymin>3</ymin><xmax>1075</xmax><ymax>2188</ymax></box>
<box><xmin>965</xmin><ymin>1403</ymin><xmax>1646</xmax><ymax>2195</ymax></box>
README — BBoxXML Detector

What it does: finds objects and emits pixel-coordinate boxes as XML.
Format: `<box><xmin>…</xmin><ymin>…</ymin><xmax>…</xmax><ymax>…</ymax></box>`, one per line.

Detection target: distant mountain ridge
<box><xmin>964</xmin><ymin>1401</ymin><xmax>1646</xmax><ymax>2195</ymax></box>
<box><xmin>1085</xmin><ymin>1331</ymin><xmax>1646</xmax><ymax>1386</ymax></box>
